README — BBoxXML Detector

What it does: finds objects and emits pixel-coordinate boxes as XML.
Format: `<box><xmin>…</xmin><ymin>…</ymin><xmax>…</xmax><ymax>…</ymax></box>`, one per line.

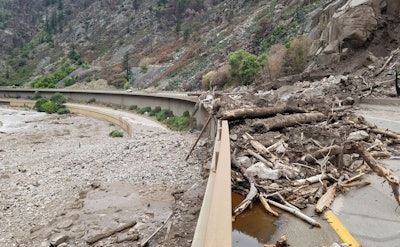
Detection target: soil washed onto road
<box><xmin>0</xmin><ymin>106</ymin><xmax>208</xmax><ymax>247</ymax></box>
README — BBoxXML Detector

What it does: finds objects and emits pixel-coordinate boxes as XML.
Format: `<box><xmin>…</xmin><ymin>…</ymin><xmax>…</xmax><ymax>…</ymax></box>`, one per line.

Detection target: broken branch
<box><xmin>344</xmin><ymin>141</ymin><xmax>400</xmax><ymax>205</ymax></box>
<box><xmin>86</xmin><ymin>221</ymin><xmax>137</xmax><ymax>245</ymax></box>
<box><xmin>266</xmin><ymin>199</ymin><xmax>321</xmax><ymax>227</ymax></box>
<box><xmin>258</xmin><ymin>193</ymin><xmax>279</xmax><ymax>217</ymax></box>
<box><xmin>141</xmin><ymin>212</ymin><xmax>174</xmax><ymax>247</ymax></box>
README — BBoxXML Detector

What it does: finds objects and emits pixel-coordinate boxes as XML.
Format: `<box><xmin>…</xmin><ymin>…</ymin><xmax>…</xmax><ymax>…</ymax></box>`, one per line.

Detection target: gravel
<box><xmin>0</xmin><ymin>106</ymin><xmax>208</xmax><ymax>247</ymax></box>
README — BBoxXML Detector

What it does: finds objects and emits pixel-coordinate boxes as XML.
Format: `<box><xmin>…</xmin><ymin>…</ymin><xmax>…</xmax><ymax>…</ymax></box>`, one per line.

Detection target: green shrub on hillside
<box><xmin>228</xmin><ymin>49</ymin><xmax>265</xmax><ymax>85</ymax></box>
<box><xmin>31</xmin><ymin>65</ymin><xmax>76</xmax><ymax>88</ymax></box>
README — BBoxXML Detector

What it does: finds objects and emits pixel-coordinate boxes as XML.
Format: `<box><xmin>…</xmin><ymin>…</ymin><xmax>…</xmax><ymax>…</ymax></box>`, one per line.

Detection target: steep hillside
<box><xmin>0</xmin><ymin>0</ymin><xmax>399</xmax><ymax>91</ymax></box>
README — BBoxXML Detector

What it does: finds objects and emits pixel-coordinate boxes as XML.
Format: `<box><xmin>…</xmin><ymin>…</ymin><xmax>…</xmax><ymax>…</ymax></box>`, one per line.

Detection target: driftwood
<box><xmin>223</xmin><ymin>87</ymin><xmax>400</xmax><ymax>226</ymax></box>
<box><xmin>219</xmin><ymin>103</ymin><xmax>306</xmax><ymax>121</ymax></box>
<box><xmin>344</xmin><ymin>141</ymin><xmax>400</xmax><ymax>205</ymax></box>
<box><xmin>315</xmin><ymin>183</ymin><xmax>338</xmax><ymax>213</ymax></box>
<box><xmin>141</xmin><ymin>212</ymin><xmax>174</xmax><ymax>247</ymax></box>
<box><xmin>266</xmin><ymin>199</ymin><xmax>321</xmax><ymax>227</ymax></box>
<box><xmin>258</xmin><ymin>193</ymin><xmax>279</xmax><ymax>217</ymax></box>
<box><xmin>293</xmin><ymin>174</ymin><xmax>328</xmax><ymax>186</ymax></box>
<box><xmin>369</xmin><ymin>128</ymin><xmax>400</xmax><ymax>139</ymax></box>
<box><xmin>341</xmin><ymin>180</ymin><xmax>371</xmax><ymax>188</ymax></box>
<box><xmin>86</xmin><ymin>221</ymin><xmax>137</xmax><ymax>245</ymax></box>
<box><xmin>303</xmin><ymin>144</ymin><xmax>390</xmax><ymax>164</ymax></box>
<box><xmin>344</xmin><ymin>173</ymin><xmax>365</xmax><ymax>184</ymax></box>
<box><xmin>247</xmin><ymin>135</ymin><xmax>298</xmax><ymax>174</ymax></box>
<box><xmin>252</xmin><ymin>112</ymin><xmax>326</xmax><ymax>132</ymax></box>
<box><xmin>246</xmin><ymin>149</ymin><xmax>274</xmax><ymax>168</ymax></box>
<box><xmin>250</xmin><ymin>139</ymin><xmax>273</xmax><ymax>158</ymax></box>
<box><xmin>232</xmin><ymin>182</ymin><xmax>258</xmax><ymax>221</ymax></box>
<box><xmin>374</xmin><ymin>54</ymin><xmax>394</xmax><ymax>77</ymax></box>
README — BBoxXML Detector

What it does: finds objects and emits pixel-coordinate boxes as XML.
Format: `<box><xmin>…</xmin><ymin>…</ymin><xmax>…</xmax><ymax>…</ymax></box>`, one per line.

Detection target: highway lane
<box><xmin>328</xmin><ymin>102</ymin><xmax>400</xmax><ymax>247</ymax></box>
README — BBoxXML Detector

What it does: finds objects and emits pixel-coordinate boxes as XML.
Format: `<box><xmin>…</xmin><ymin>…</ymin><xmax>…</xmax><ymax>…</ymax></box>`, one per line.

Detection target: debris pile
<box><xmin>198</xmin><ymin>50</ymin><xmax>400</xmax><ymax>227</ymax></box>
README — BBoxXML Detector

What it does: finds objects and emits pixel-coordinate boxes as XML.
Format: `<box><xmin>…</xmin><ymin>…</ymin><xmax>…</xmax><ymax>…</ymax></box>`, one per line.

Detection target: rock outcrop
<box><xmin>306</xmin><ymin>0</ymin><xmax>400</xmax><ymax>73</ymax></box>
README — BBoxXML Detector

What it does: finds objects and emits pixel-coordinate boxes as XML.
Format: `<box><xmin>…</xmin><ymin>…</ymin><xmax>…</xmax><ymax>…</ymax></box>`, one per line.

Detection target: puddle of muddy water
<box><xmin>232</xmin><ymin>193</ymin><xmax>278</xmax><ymax>247</ymax></box>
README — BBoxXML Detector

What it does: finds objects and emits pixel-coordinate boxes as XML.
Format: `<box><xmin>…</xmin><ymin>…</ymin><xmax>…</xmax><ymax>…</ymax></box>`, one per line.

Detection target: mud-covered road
<box><xmin>0</xmin><ymin>106</ymin><xmax>207</xmax><ymax>247</ymax></box>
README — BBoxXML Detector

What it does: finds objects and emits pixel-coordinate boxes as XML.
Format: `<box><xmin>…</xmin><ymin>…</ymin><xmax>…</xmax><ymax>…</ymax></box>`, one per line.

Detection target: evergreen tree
<box><xmin>123</xmin><ymin>52</ymin><xmax>131</xmax><ymax>81</ymax></box>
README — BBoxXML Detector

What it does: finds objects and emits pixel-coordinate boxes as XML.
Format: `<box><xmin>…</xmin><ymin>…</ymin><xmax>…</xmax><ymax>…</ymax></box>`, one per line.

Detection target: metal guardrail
<box><xmin>192</xmin><ymin>120</ymin><xmax>232</xmax><ymax>247</ymax></box>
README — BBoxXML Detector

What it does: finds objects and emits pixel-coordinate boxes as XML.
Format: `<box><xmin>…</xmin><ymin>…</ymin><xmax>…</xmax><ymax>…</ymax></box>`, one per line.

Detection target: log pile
<box><xmin>199</xmin><ymin>80</ymin><xmax>400</xmax><ymax>228</ymax></box>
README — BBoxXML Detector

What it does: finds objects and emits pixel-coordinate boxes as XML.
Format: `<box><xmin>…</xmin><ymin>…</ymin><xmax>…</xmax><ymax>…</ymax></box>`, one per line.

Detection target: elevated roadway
<box><xmin>0</xmin><ymin>88</ymin><xmax>210</xmax><ymax>130</ymax></box>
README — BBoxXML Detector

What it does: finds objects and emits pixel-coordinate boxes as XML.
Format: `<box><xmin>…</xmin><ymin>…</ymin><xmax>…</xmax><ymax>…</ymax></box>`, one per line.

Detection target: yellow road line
<box><xmin>324</xmin><ymin>210</ymin><xmax>360</xmax><ymax>247</ymax></box>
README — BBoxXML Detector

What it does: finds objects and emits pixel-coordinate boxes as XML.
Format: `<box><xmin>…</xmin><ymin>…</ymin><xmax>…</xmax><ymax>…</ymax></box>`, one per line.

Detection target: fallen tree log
<box><xmin>252</xmin><ymin>112</ymin><xmax>326</xmax><ymax>132</ymax></box>
<box><xmin>344</xmin><ymin>141</ymin><xmax>400</xmax><ymax>205</ymax></box>
<box><xmin>219</xmin><ymin>103</ymin><xmax>307</xmax><ymax>121</ymax></box>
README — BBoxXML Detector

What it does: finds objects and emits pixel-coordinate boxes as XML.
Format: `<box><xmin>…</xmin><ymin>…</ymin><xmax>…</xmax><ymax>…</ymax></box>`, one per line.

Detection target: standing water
<box><xmin>232</xmin><ymin>193</ymin><xmax>278</xmax><ymax>246</ymax></box>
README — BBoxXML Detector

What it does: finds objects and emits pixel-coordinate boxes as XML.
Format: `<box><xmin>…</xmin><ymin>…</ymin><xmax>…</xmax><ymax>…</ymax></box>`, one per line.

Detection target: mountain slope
<box><xmin>0</xmin><ymin>0</ymin><xmax>399</xmax><ymax>91</ymax></box>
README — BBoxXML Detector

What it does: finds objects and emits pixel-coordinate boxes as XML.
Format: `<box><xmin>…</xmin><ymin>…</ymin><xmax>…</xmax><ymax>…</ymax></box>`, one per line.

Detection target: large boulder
<box><xmin>329</xmin><ymin>0</ymin><xmax>378</xmax><ymax>49</ymax></box>
<box><xmin>308</xmin><ymin>0</ymin><xmax>395</xmax><ymax>56</ymax></box>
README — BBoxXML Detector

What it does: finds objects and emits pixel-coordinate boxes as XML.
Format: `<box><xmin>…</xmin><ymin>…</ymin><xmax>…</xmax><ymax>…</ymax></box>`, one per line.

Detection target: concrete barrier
<box><xmin>192</xmin><ymin>120</ymin><xmax>232</xmax><ymax>247</ymax></box>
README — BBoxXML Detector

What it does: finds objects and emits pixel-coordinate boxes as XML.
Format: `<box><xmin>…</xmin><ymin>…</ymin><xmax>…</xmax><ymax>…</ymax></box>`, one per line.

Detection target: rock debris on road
<box><xmin>0</xmin><ymin>106</ymin><xmax>207</xmax><ymax>247</ymax></box>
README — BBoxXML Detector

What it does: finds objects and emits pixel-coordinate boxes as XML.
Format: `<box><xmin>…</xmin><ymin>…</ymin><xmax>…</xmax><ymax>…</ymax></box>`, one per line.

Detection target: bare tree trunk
<box><xmin>252</xmin><ymin>112</ymin><xmax>326</xmax><ymax>132</ymax></box>
<box><xmin>219</xmin><ymin>103</ymin><xmax>306</xmax><ymax>121</ymax></box>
